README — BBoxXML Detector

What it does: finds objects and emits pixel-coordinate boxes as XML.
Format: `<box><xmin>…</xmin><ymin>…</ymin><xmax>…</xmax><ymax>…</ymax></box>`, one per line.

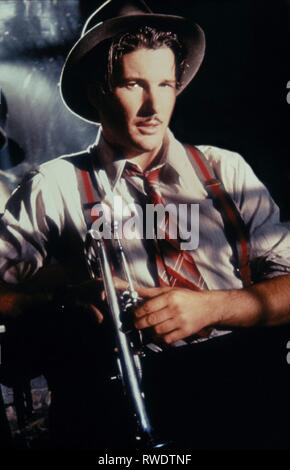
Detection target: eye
<box><xmin>126</xmin><ymin>81</ymin><xmax>140</xmax><ymax>90</ymax></box>
<box><xmin>160</xmin><ymin>82</ymin><xmax>176</xmax><ymax>89</ymax></box>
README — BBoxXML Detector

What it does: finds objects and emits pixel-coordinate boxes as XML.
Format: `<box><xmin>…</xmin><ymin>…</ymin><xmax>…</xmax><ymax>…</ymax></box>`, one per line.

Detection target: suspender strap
<box><xmin>70</xmin><ymin>151</ymin><xmax>101</xmax><ymax>229</ymax></box>
<box><xmin>73</xmin><ymin>150</ymin><xmax>118</xmax><ymax>277</ymax></box>
<box><xmin>185</xmin><ymin>145</ymin><xmax>252</xmax><ymax>288</ymax></box>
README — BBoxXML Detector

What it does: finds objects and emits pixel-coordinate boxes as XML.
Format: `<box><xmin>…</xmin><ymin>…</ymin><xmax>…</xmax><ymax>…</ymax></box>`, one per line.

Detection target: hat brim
<box><xmin>60</xmin><ymin>14</ymin><xmax>205</xmax><ymax>124</ymax></box>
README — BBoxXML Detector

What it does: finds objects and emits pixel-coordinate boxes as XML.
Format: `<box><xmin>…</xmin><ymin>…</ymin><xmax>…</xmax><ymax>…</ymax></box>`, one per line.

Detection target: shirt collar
<box><xmin>92</xmin><ymin>126</ymin><xmax>186</xmax><ymax>191</ymax></box>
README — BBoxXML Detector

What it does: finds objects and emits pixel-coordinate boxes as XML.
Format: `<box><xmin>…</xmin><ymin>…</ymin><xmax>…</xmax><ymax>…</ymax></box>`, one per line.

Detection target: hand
<box><xmin>0</xmin><ymin>274</ymin><xmax>129</xmax><ymax>324</ymax></box>
<box><xmin>70</xmin><ymin>276</ymin><xmax>130</xmax><ymax>324</ymax></box>
<box><xmin>134</xmin><ymin>286</ymin><xmax>217</xmax><ymax>345</ymax></box>
<box><xmin>0</xmin><ymin>290</ymin><xmax>33</xmax><ymax>319</ymax></box>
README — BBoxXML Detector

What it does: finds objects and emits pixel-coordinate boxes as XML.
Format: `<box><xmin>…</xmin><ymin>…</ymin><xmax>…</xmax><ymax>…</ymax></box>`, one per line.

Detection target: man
<box><xmin>0</xmin><ymin>0</ymin><xmax>290</xmax><ymax>449</ymax></box>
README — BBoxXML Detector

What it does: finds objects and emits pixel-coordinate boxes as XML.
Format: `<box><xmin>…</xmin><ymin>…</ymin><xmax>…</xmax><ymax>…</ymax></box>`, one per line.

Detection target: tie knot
<box><xmin>124</xmin><ymin>163</ymin><xmax>163</xmax><ymax>204</ymax></box>
<box><xmin>124</xmin><ymin>163</ymin><xmax>162</xmax><ymax>185</ymax></box>
<box><xmin>124</xmin><ymin>162</ymin><xmax>143</xmax><ymax>178</ymax></box>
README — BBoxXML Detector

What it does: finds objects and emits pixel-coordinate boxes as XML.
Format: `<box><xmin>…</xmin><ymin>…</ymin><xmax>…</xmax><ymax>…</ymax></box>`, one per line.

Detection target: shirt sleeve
<box><xmin>0</xmin><ymin>169</ymin><xmax>64</xmax><ymax>284</ymax></box>
<box><xmin>206</xmin><ymin>147</ymin><xmax>290</xmax><ymax>281</ymax></box>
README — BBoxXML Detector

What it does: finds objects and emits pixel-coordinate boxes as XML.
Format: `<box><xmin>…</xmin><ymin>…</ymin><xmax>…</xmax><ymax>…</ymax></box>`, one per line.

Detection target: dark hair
<box><xmin>85</xmin><ymin>26</ymin><xmax>186</xmax><ymax>95</ymax></box>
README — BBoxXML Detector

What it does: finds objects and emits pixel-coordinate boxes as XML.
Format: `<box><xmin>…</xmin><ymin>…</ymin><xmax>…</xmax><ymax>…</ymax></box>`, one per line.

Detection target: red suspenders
<box><xmin>185</xmin><ymin>145</ymin><xmax>252</xmax><ymax>287</ymax></box>
<box><xmin>73</xmin><ymin>151</ymin><xmax>101</xmax><ymax>228</ymax></box>
<box><xmin>76</xmin><ymin>145</ymin><xmax>252</xmax><ymax>288</ymax></box>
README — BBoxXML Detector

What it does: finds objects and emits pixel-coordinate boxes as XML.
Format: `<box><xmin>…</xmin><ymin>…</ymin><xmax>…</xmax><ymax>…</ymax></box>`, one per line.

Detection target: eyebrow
<box><xmin>120</xmin><ymin>77</ymin><xmax>177</xmax><ymax>85</ymax></box>
<box><xmin>161</xmin><ymin>80</ymin><xmax>177</xmax><ymax>85</ymax></box>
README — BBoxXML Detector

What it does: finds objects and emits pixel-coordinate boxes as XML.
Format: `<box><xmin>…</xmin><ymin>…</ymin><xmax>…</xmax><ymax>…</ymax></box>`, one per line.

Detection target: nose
<box><xmin>139</xmin><ymin>86</ymin><xmax>160</xmax><ymax>118</ymax></box>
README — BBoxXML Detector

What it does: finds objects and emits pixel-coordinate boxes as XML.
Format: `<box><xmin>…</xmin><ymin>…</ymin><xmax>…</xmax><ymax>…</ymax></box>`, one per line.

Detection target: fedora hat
<box><xmin>60</xmin><ymin>0</ymin><xmax>205</xmax><ymax>124</ymax></box>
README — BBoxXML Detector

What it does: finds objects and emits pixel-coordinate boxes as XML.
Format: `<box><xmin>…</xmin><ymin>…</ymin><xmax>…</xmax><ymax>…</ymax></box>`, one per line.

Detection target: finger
<box><xmin>135</xmin><ymin>294</ymin><xmax>169</xmax><ymax>319</ymax></box>
<box><xmin>154</xmin><ymin>318</ymin><xmax>179</xmax><ymax>336</ymax></box>
<box><xmin>89</xmin><ymin>304</ymin><xmax>104</xmax><ymax>324</ymax></box>
<box><xmin>113</xmin><ymin>276</ymin><xmax>129</xmax><ymax>290</ymax></box>
<box><xmin>94</xmin><ymin>276</ymin><xmax>129</xmax><ymax>294</ymax></box>
<box><xmin>135</xmin><ymin>285</ymin><xmax>172</xmax><ymax>299</ymax></box>
<box><xmin>135</xmin><ymin>307</ymin><xmax>173</xmax><ymax>329</ymax></box>
<box><xmin>100</xmin><ymin>277</ymin><xmax>129</xmax><ymax>301</ymax></box>
<box><xmin>163</xmin><ymin>329</ymin><xmax>184</xmax><ymax>345</ymax></box>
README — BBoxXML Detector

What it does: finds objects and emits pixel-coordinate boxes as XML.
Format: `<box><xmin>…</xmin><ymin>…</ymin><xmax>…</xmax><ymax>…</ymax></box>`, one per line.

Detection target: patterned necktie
<box><xmin>125</xmin><ymin>164</ymin><xmax>207</xmax><ymax>291</ymax></box>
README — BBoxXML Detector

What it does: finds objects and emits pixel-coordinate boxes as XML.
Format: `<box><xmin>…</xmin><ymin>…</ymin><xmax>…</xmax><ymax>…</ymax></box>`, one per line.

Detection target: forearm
<box><xmin>0</xmin><ymin>277</ymin><xmax>104</xmax><ymax>324</ymax></box>
<box><xmin>0</xmin><ymin>285</ymin><xmax>51</xmax><ymax>321</ymax></box>
<box><xmin>213</xmin><ymin>274</ymin><xmax>290</xmax><ymax>328</ymax></box>
<box><xmin>0</xmin><ymin>265</ymin><xmax>70</xmax><ymax>320</ymax></box>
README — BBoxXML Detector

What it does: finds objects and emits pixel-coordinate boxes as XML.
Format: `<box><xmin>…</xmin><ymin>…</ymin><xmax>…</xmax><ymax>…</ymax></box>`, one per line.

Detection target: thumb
<box><xmin>89</xmin><ymin>304</ymin><xmax>104</xmax><ymax>324</ymax></box>
<box><xmin>135</xmin><ymin>285</ymin><xmax>172</xmax><ymax>299</ymax></box>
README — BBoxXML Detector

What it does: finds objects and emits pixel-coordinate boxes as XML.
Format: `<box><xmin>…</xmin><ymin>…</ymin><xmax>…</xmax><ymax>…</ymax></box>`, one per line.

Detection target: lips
<box><xmin>136</xmin><ymin>119</ymin><xmax>162</xmax><ymax>135</ymax></box>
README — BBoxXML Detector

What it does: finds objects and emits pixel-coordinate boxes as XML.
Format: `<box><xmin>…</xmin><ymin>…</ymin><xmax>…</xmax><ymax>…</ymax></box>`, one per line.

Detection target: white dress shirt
<box><xmin>1</xmin><ymin>127</ymin><xmax>290</xmax><ymax>292</ymax></box>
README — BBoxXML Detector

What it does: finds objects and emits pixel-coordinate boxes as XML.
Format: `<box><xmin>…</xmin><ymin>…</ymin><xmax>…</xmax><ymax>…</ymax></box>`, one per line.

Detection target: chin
<box><xmin>132</xmin><ymin>133</ymin><xmax>164</xmax><ymax>153</ymax></box>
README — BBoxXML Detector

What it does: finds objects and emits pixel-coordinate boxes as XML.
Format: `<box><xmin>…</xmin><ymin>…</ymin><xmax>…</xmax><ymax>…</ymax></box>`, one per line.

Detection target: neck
<box><xmin>128</xmin><ymin>146</ymin><xmax>163</xmax><ymax>171</ymax></box>
<box><xmin>102</xmin><ymin>133</ymin><xmax>166</xmax><ymax>171</ymax></box>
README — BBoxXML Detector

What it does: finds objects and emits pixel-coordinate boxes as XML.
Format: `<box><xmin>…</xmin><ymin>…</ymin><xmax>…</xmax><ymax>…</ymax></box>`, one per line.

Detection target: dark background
<box><xmin>0</xmin><ymin>0</ymin><xmax>290</xmax><ymax>217</ymax></box>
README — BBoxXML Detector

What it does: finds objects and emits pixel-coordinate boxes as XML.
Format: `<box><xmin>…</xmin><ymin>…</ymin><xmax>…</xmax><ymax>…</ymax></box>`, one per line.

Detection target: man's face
<box><xmin>98</xmin><ymin>47</ymin><xmax>177</xmax><ymax>158</ymax></box>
